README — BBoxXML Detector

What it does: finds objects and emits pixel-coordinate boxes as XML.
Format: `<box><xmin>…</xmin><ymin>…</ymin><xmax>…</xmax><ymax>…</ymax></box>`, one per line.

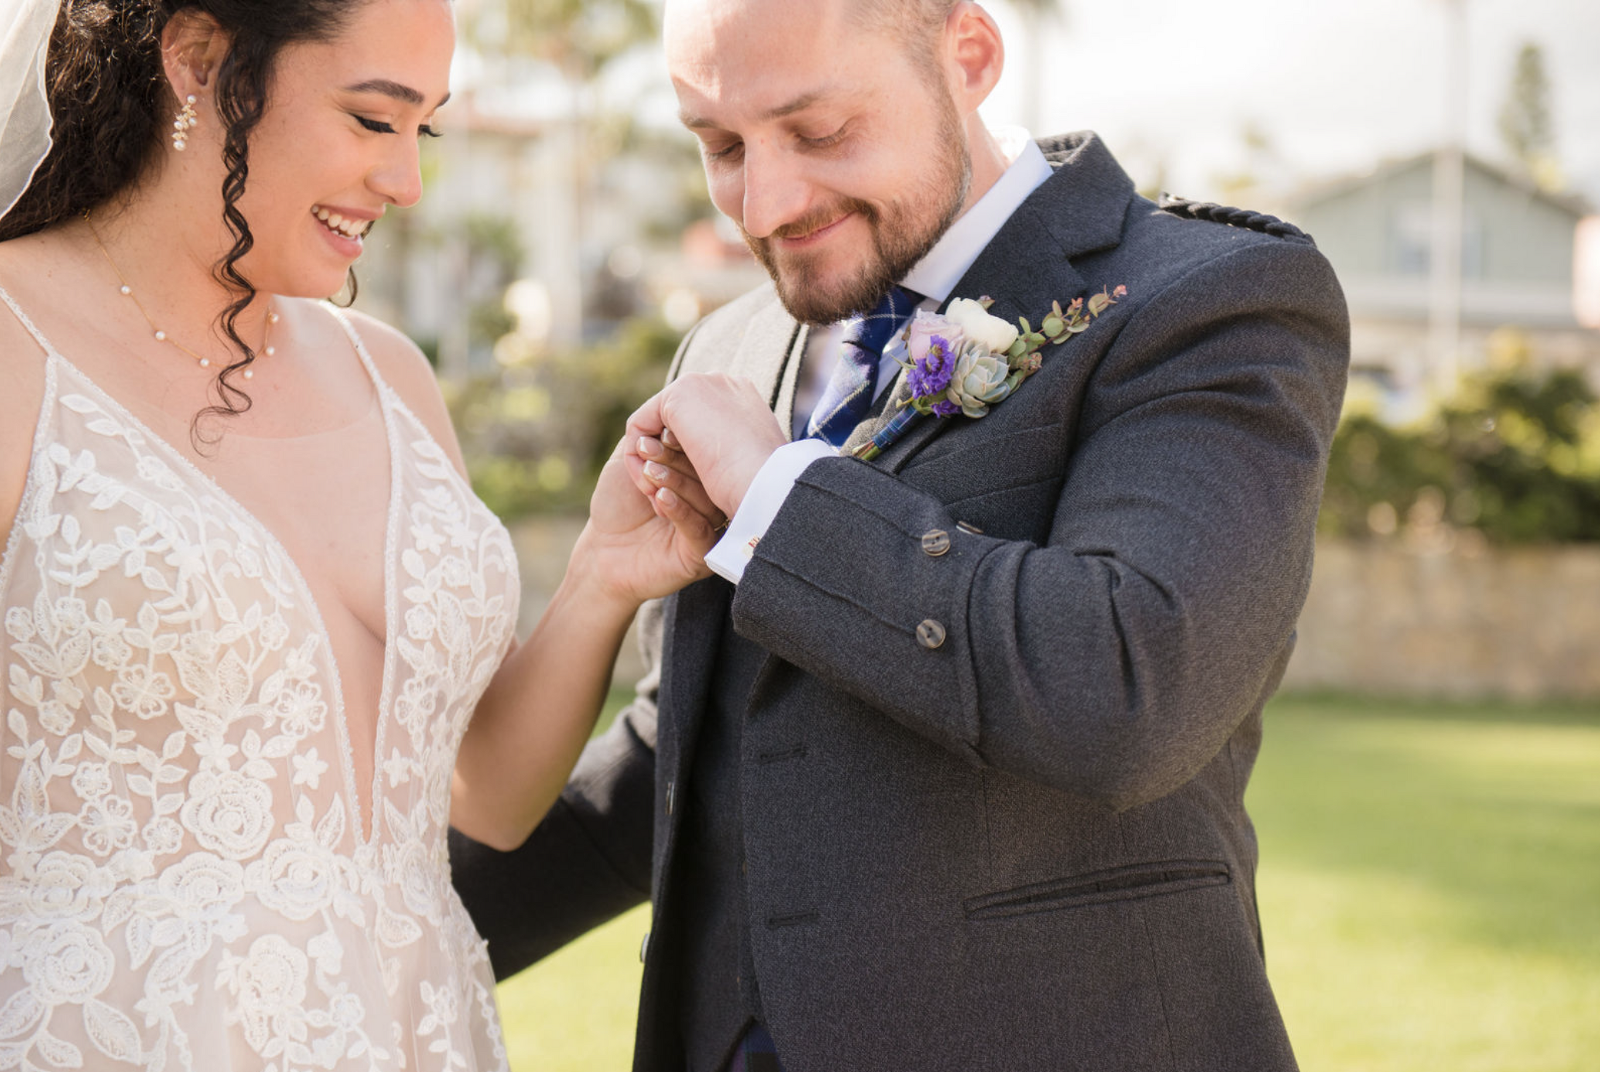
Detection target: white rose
<box><xmin>222</xmin><ymin>934</ymin><xmax>309</xmax><ymax>1052</ymax></box>
<box><xmin>181</xmin><ymin>771</ymin><xmax>274</xmax><ymax>860</ymax></box>
<box><xmin>944</xmin><ymin>297</ymin><xmax>1019</xmax><ymax>355</ymax></box>
<box><xmin>159</xmin><ymin>852</ymin><xmax>246</xmax><ymax>917</ymax></box>
<box><xmin>23</xmin><ymin>921</ymin><xmax>115</xmax><ymax>1004</ymax></box>
<box><xmin>389</xmin><ymin>838</ymin><xmax>438</xmax><ymax>919</ymax></box>
<box><xmin>23</xmin><ymin>852</ymin><xmax>110</xmax><ymax>919</ymax></box>
<box><xmin>247</xmin><ymin>839</ymin><xmax>342</xmax><ymax>921</ymax></box>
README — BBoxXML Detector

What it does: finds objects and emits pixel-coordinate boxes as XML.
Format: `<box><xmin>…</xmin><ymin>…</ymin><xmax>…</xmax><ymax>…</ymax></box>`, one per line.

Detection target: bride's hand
<box><xmin>574</xmin><ymin>431</ymin><xmax>721</xmax><ymax>607</ymax></box>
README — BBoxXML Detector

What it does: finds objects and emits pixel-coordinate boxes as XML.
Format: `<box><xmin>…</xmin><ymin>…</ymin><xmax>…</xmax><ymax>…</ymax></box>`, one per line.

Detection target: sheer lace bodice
<box><xmin>0</xmin><ymin>289</ymin><xmax>518</xmax><ymax>1071</ymax></box>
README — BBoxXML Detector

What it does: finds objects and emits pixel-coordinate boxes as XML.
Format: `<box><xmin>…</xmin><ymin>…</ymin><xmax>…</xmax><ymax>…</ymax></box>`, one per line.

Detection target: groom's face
<box><xmin>666</xmin><ymin>0</ymin><xmax>972</xmax><ymax>325</ymax></box>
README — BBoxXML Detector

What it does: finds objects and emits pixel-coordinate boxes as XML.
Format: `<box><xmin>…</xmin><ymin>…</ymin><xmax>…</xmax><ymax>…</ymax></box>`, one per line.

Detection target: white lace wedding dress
<box><xmin>0</xmin><ymin>289</ymin><xmax>518</xmax><ymax>1071</ymax></box>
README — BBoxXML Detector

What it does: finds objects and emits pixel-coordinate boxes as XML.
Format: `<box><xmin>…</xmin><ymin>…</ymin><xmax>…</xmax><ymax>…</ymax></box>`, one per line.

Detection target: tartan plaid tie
<box><xmin>726</xmin><ymin>1022</ymin><xmax>783</xmax><ymax>1072</ymax></box>
<box><xmin>806</xmin><ymin>285</ymin><xmax>921</xmax><ymax>447</ymax></box>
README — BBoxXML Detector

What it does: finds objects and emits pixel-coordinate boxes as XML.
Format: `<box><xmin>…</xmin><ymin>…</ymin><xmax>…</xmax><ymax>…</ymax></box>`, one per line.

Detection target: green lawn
<box><xmin>494</xmin><ymin>694</ymin><xmax>1600</xmax><ymax>1070</ymax></box>
<box><xmin>1250</xmin><ymin>694</ymin><xmax>1600</xmax><ymax>1072</ymax></box>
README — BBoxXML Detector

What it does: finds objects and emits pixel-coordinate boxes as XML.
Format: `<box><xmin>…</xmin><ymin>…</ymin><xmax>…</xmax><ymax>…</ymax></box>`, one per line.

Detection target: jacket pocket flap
<box><xmin>964</xmin><ymin>860</ymin><xmax>1230</xmax><ymax>920</ymax></box>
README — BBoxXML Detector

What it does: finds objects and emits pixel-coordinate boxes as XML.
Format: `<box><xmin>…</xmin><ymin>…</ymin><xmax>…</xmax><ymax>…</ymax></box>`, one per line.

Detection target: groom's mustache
<box><xmin>747</xmin><ymin>197</ymin><xmax>879</xmax><ymax>249</ymax></box>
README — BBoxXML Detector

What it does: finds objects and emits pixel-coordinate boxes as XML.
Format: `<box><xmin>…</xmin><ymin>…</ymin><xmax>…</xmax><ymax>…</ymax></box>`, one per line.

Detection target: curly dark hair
<box><xmin>0</xmin><ymin>0</ymin><xmax>362</xmax><ymax>438</ymax></box>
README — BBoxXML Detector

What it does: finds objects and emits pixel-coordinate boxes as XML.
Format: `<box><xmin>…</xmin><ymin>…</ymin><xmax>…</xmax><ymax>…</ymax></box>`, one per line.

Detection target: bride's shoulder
<box><xmin>329</xmin><ymin>304</ymin><xmax>467</xmax><ymax>476</ymax></box>
<box><xmin>0</xmin><ymin>233</ymin><xmax>58</xmax><ymax>422</ymax></box>
<box><xmin>0</xmin><ymin>236</ymin><xmax>58</xmax><ymax>551</ymax></box>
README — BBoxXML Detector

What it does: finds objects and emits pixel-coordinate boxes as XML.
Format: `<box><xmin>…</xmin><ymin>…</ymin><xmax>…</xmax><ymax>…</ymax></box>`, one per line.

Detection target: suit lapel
<box><xmin>854</xmin><ymin>132</ymin><xmax>1137</xmax><ymax>473</ymax></box>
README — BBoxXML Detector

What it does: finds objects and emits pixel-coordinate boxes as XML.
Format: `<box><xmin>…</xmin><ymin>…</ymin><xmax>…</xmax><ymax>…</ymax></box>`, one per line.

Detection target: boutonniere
<box><xmin>852</xmin><ymin>286</ymin><xmax>1127</xmax><ymax>461</ymax></box>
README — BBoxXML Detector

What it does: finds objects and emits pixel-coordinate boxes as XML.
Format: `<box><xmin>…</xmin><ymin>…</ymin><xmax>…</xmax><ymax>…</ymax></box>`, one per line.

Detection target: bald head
<box><xmin>851</xmin><ymin>0</ymin><xmax>960</xmax><ymax>63</ymax></box>
<box><xmin>666</xmin><ymin>0</ymin><xmax>960</xmax><ymax>72</ymax></box>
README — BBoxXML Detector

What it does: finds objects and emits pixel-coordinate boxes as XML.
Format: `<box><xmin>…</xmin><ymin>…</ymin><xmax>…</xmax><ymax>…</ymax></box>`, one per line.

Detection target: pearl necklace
<box><xmin>84</xmin><ymin>214</ymin><xmax>277</xmax><ymax>379</ymax></box>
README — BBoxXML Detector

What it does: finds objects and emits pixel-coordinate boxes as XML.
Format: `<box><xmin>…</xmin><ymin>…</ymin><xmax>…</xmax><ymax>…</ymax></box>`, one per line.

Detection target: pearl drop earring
<box><xmin>172</xmin><ymin>95</ymin><xmax>198</xmax><ymax>151</ymax></box>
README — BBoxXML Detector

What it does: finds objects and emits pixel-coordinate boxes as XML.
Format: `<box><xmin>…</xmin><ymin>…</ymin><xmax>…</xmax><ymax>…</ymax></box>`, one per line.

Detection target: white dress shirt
<box><xmin>705</xmin><ymin>130</ymin><xmax>1053</xmax><ymax>583</ymax></box>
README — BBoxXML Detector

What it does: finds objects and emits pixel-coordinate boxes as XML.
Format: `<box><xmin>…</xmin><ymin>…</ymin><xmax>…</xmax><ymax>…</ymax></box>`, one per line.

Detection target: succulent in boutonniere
<box><xmin>852</xmin><ymin>285</ymin><xmax>1127</xmax><ymax>460</ymax></box>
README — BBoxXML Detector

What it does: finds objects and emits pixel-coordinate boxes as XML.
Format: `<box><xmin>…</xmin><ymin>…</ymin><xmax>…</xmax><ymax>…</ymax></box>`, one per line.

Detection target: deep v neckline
<box><xmin>0</xmin><ymin>289</ymin><xmax>401</xmax><ymax>846</ymax></box>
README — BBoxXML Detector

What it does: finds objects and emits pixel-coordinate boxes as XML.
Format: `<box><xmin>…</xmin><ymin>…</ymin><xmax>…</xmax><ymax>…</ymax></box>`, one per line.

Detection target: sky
<box><xmin>513</xmin><ymin>0</ymin><xmax>1598</xmax><ymax>213</ymax></box>
<box><xmin>975</xmin><ymin>0</ymin><xmax>1600</xmax><ymax>206</ymax></box>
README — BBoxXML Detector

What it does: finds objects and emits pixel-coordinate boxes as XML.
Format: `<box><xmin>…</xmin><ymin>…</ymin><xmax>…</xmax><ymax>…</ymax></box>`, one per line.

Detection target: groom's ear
<box><xmin>941</xmin><ymin>2</ymin><xmax>1005</xmax><ymax>113</ymax></box>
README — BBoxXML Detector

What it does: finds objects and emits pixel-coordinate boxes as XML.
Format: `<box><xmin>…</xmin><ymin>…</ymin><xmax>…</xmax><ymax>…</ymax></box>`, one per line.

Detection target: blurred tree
<box><xmin>463</xmin><ymin>212</ymin><xmax>524</xmax><ymax>352</ymax></box>
<box><xmin>493</xmin><ymin>0</ymin><xmax>656</xmax><ymax>82</ymax></box>
<box><xmin>458</xmin><ymin>0</ymin><xmax>664</xmax><ymax>339</ymax></box>
<box><xmin>453</xmin><ymin>317</ymin><xmax>681</xmax><ymax>519</ymax></box>
<box><xmin>1497</xmin><ymin>40</ymin><xmax>1563</xmax><ymax>192</ymax></box>
<box><xmin>1320</xmin><ymin>360</ymin><xmax>1600</xmax><ymax>545</ymax></box>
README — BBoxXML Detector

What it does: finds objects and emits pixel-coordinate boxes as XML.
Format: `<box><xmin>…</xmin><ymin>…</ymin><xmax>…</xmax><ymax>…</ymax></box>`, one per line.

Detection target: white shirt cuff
<box><xmin>705</xmin><ymin>438</ymin><xmax>838</xmax><ymax>584</ymax></box>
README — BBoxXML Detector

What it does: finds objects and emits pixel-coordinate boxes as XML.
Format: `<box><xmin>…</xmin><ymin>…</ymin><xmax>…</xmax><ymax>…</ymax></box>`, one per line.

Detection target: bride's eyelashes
<box><xmin>351</xmin><ymin>114</ymin><xmax>443</xmax><ymax>138</ymax></box>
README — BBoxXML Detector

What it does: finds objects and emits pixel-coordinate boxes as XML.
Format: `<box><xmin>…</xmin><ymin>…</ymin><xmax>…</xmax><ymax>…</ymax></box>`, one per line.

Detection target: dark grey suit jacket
<box><xmin>450</xmin><ymin>133</ymin><xmax>1349</xmax><ymax>1071</ymax></box>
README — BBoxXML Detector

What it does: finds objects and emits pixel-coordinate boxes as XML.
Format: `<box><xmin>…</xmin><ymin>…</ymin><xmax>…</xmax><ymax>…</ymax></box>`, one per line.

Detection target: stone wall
<box><xmin>1286</xmin><ymin>538</ymin><xmax>1600</xmax><ymax>701</ymax></box>
<box><xmin>509</xmin><ymin>517</ymin><xmax>1600</xmax><ymax>703</ymax></box>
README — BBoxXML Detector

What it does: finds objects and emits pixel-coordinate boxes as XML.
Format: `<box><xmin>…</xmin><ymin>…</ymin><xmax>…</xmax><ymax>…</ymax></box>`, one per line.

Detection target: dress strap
<box><xmin>0</xmin><ymin>283</ymin><xmax>62</xmax><ymax>360</ymax></box>
<box><xmin>322</xmin><ymin>302</ymin><xmax>397</xmax><ymax>402</ymax></box>
<box><xmin>0</xmin><ymin>283</ymin><xmax>62</xmax><ymax>604</ymax></box>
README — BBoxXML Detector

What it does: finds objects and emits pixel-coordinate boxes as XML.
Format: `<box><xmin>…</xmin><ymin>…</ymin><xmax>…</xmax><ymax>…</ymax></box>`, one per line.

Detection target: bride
<box><xmin>0</xmin><ymin>1</ymin><xmax>715</xmax><ymax>1069</ymax></box>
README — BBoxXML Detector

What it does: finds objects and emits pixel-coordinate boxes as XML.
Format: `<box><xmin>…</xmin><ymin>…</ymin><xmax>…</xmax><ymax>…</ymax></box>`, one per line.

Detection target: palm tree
<box><xmin>453</xmin><ymin>0</ymin><xmax>662</xmax><ymax>352</ymax></box>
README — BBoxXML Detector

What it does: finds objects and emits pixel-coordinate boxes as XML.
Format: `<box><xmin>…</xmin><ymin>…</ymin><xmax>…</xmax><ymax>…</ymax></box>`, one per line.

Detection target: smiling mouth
<box><xmin>312</xmin><ymin>206</ymin><xmax>374</xmax><ymax>240</ymax></box>
<box><xmin>775</xmin><ymin>211</ymin><xmax>855</xmax><ymax>247</ymax></box>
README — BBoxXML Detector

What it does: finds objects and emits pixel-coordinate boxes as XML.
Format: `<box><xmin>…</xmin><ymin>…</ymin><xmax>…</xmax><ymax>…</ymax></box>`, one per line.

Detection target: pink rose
<box><xmin>905</xmin><ymin>311</ymin><xmax>963</xmax><ymax>367</ymax></box>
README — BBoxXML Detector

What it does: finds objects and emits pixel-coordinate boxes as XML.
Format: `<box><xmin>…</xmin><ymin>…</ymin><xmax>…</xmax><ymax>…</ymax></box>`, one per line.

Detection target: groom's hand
<box><xmin>625</xmin><ymin>374</ymin><xmax>788</xmax><ymax>518</ymax></box>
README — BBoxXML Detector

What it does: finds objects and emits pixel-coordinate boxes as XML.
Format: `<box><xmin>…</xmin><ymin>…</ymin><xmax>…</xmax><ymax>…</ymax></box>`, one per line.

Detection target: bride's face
<box><xmin>227</xmin><ymin>0</ymin><xmax>454</xmax><ymax>299</ymax></box>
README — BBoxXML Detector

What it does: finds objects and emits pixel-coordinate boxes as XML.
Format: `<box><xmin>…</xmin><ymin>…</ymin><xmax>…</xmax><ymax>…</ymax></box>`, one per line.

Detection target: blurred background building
<box><xmin>1293</xmin><ymin>151</ymin><xmax>1596</xmax><ymax>417</ymax></box>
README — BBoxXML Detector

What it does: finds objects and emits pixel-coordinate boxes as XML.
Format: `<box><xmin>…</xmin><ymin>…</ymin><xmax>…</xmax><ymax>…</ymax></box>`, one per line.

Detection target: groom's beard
<box><xmin>742</xmin><ymin>96</ymin><xmax>971</xmax><ymax>326</ymax></box>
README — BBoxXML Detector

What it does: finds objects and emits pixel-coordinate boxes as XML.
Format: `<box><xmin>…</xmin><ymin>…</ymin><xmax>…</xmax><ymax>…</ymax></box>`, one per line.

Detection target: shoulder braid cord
<box><xmin>1157</xmin><ymin>194</ymin><xmax>1316</xmax><ymax>246</ymax></box>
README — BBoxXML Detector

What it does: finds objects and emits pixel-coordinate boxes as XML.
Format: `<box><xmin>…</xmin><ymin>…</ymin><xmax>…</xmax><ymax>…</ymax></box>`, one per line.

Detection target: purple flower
<box><xmin>908</xmin><ymin>335</ymin><xmax>955</xmax><ymax>398</ymax></box>
<box><xmin>931</xmin><ymin>400</ymin><xmax>961</xmax><ymax>418</ymax></box>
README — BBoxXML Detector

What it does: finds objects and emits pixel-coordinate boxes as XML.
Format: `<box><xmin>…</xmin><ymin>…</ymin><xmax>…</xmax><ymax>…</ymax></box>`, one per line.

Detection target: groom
<box><xmin>451</xmin><ymin>0</ymin><xmax>1348</xmax><ymax>1069</ymax></box>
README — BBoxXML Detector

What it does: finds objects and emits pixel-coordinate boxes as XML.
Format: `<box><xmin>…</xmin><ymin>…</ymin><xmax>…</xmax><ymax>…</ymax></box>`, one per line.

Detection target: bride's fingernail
<box><xmin>656</xmin><ymin>487</ymin><xmax>678</xmax><ymax>507</ymax></box>
<box><xmin>661</xmin><ymin>428</ymin><xmax>680</xmax><ymax>449</ymax></box>
<box><xmin>637</xmin><ymin>436</ymin><xmax>660</xmax><ymax>457</ymax></box>
<box><xmin>644</xmin><ymin>460</ymin><xmax>668</xmax><ymax>481</ymax></box>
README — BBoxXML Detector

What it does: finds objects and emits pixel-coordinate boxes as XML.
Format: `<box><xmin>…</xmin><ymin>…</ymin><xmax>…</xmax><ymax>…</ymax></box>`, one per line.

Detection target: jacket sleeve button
<box><xmin>640</xmin><ymin>931</ymin><xmax>651</xmax><ymax>963</ymax></box>
<box><xmin>956</xmin><ymin>520</ymin><xmax>984</xmax><ymax>535</ymax></box>
<box><xmin>916</xmin><ymin>619</ymin><xmax>947</xmax><ymax>649</ymax></box>
<box><xmin>921</xmin><ymin>529</ymin><xmax>951</xmax><ymax>556</ymax></box>
<box><xmin>665</xmin><ymin>781</ymin><xmax>676</xmax><ymax>816</ymax></box>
